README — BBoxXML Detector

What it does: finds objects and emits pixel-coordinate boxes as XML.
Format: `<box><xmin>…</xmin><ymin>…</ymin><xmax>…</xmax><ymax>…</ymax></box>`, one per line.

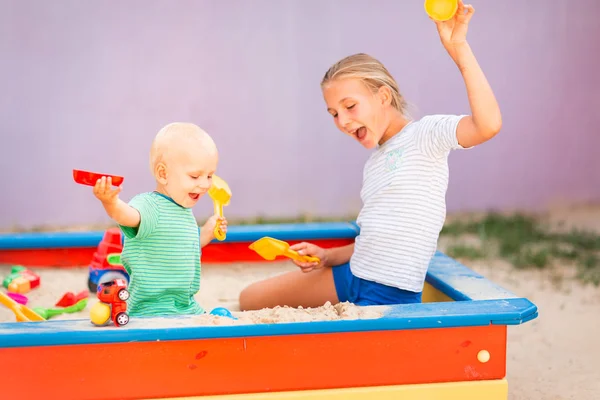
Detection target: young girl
<box><xmin>239</xmin><ymin>1</ymin><xmax>501</xmax><ymax>310</ymax></box>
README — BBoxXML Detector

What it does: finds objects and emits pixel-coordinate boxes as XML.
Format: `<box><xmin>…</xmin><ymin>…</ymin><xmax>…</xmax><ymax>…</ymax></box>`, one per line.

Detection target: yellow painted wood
<box><xmin>167</xmin><ymin>379</ymin><xmax>508</xmax><ymax>400</ymax></box>
<box><xmin>422</xmin><ymin>282</ymin><xmax>454</xmax><ymax>302</ymax></box>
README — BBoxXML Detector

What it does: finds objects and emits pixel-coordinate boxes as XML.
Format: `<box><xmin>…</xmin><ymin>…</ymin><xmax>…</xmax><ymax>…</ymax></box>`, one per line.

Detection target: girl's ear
<box><xmin>377</xmin><ymin>86</ymin><xmax>393</xmax><ymax>107</ymax></box>
<box><xmin>154</xmin><ymin>163</ymin><xmax>168</xmax><ymax>185</ymax></box>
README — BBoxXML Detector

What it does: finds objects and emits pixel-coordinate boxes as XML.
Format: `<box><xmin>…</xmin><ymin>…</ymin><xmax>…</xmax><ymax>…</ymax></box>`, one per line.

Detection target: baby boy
<box><xmin>92</xmin><ymin>122</ymin><xmax>227</xmax><ymax>317</ymax></box>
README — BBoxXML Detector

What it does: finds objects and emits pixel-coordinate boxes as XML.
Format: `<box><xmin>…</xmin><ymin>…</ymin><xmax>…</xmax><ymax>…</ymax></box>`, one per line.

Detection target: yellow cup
<box><xmin>424</xmin><ymin>0</ymin><xmax>458</xmax><ymax>21</ymax></box>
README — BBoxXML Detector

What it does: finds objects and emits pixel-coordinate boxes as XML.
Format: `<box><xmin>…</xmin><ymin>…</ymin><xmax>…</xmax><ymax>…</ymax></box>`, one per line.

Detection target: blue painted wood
<box><xmin>0</xmin><ymin>222</ymin><xmax>360</xmax><ymax>249</ymax></box>
<box><xmin>0</xmin><ymin>222</ymin><xmax>539</xmax><ymax>350</ymax></box>
<box><xmin>426</xmin><ymin>252</ymin><xmax>518</xmax><ymax>301</ymax></box>
<box><xmin>0</xmin><ymin>230</ymin><xmax>107</xmax><ymax>249</ymax></box>
<box><xmin>0</xmin><ymin>224</ymin><xmax>516</xmax><ymax>302</ymax></box>
<box><xmin>0</xmin><ymin>298</ymin><xmax>537</xmax><ymax>349</ymax></box>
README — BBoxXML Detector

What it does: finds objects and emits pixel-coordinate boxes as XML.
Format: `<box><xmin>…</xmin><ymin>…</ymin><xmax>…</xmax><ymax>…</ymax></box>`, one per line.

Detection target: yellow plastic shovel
<box><xmin>208</xmin><ymin>175</ymin><xmax>231</xmax><ymax>241</ymax></box>
<box><xmin>424</xmin><ymin>0</ymin><xmax>458</xmax><ymax>21</ymax></box>
<box><xmin>0</xmin><ymin>291</ymin><xmax>45</xmax><ymax>322</ymax></box>
<box><xmin>249</xmin><ymin>237</ymin><xmax>321</xmax><ymax>263</ymax></box>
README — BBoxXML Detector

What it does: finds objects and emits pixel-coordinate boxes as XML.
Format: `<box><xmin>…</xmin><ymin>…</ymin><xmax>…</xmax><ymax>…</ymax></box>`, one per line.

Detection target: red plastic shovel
<box><xmin>73</xmin><ymin>169</ymin><xmax>124</xmax><ymax>186</ymax></box>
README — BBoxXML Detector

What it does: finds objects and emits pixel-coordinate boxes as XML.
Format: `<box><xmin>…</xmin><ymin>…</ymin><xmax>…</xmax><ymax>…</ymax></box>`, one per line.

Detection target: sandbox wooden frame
<box><xmin>0</xmin><ymin>223</ymin><xmax>537</xmax><ymax>400</ymax></box>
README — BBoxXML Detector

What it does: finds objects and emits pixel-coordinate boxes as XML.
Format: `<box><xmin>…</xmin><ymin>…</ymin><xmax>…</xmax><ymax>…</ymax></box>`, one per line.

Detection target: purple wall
<box><xmin>1</xmin><ymin>0</ymin><xmax>599</xmax><ymax>229</ymax></box>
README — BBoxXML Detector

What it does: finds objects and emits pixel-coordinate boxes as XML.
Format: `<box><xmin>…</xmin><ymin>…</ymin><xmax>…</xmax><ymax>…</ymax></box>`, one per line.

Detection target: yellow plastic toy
<box><xmin>424</xmin><ymin>0</ymin><xmax>458</xmax><ymax>21</ymax></box>
<box><xmin>249</xmin><ymin>237</ymin><xmax>321</xmax><ymax>263</ymax></box>
<box><xmin>0</xmin><ymin>291</ymin><xmax>45</xmax><ymax>322</ymax></box>
<box><xmin>8</xmin><ymin>277</ymin><xmax>31</xmax><ymax>294</ymax></box>
<box><xmin>90</xmin><ymin>301</ymin><xmax>112</xmax><ymax>326</ymax></box>
<box><xmin>208</xmin><ymin>174</ymin><xmax>231</xmax><ymax>241</ymax></box>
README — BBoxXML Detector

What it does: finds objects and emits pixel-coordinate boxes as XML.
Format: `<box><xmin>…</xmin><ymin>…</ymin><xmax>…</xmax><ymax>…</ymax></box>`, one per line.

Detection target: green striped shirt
<box><xmin>119</xmin><ymin>191</ymin><xmax>204</xmax><ymax>317</ymax></box>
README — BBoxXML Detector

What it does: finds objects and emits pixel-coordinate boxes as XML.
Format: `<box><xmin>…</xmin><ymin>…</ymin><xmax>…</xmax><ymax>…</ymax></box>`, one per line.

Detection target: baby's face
<box><xmin>163</xmin><ymin>144</ymin><xmax>218</xmax><ymax>208</ymax></box>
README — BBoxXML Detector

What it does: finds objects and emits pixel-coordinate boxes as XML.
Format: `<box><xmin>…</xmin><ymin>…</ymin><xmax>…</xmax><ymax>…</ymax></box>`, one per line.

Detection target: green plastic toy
<box><xmin>106</xmin><ymin>253</ymin><xmax>122</xmax><ymax>266</ymax></box>
<box><xmin>33</xmin><ymin>298</ymin><xmax>88</xmax><ymax>320</ymax></box>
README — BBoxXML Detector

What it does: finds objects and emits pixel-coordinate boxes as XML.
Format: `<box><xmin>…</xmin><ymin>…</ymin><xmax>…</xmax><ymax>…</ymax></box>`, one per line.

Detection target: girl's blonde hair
<box><xmin>321</xmin><ymin>53</ymin><xmax>410</xmax><ymax>118</ymax></box>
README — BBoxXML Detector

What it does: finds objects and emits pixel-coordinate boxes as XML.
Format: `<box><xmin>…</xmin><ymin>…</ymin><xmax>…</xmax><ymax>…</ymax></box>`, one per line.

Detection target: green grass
<box><xmin>441</xmin><ymin>213</ymin><xmax>600</xmax><ymax>286</ymax></box>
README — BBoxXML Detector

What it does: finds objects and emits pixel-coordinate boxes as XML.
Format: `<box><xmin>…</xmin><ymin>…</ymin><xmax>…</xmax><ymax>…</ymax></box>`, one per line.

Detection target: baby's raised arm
<box><xmin>93</xmin><ymin>176</ymin><xmax>140</xmax><ymax>228</ymax></box>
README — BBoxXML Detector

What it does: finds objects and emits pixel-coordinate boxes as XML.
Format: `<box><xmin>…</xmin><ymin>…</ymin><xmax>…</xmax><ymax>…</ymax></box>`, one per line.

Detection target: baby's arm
<box><xmin>199</xmin><ymin>224</ymin><xmax>213</xmax><ymax>248</ymax></box>
<box><xmin>102</xmin><ymin>199</ymin><xmax>141</xmax><ymax>228</ymax></box>
<box><xmin>199</xmin><ymin>215</ymin><xmax>228</xmax><ymax>247</ymax></box>
<box><xmin>93</xmin><ymin>176</ymin><xmax>140</xmax><ymax>228</ymax></box>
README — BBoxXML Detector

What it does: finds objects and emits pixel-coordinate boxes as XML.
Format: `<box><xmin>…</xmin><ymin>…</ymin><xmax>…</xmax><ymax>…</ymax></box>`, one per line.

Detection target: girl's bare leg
<box><xmin>238</xmin><ymin>267</ymin><xmax>339</xmax><ymax>311</ymax></box>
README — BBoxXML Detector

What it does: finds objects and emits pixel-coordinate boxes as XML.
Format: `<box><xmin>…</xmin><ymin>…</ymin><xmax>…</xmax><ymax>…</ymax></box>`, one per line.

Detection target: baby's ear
<box><xmin>154</xmin><ymin>162</ymin><xmax>168</xmax><ymax>184</ymax></box>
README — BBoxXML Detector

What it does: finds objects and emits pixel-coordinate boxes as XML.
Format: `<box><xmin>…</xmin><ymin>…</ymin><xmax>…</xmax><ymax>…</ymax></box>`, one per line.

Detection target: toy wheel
<box><xmin>118</xmin><ymin>288</ymin><xmax>130</xmax><ymax>301</ymax></box>
<box><xmin>87</xmin><ymin>278</ymin><xmax>97</xmax><ymax>293</ymax></box>
<box><xmin>115</xmin><ymin>312</ymin><xmax>129</xmax><ymax>326</ymax></box>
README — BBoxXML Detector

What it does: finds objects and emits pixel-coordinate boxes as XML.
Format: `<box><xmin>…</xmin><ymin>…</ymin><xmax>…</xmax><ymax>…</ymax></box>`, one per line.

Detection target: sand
<box><xmin>1</xmin><ymin>204</ymin><xmax>600</xmax><ymax>399</ymax></box>
<box><xmin>0</xmin><ymin>262</ymin><xmax>383</xmax><ymax>326</ymax></box>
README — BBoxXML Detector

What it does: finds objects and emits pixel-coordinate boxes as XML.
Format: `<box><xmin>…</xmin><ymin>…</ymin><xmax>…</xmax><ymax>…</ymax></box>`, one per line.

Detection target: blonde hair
<box><xmin>149</xmin><ymin>122</ymin><xmax>217</xmax><ymax>171</ymax></box>
<box><xmin>321</xmin><ymin>53</ymin><xmax>410</xmax><ymax>118</ymax></box>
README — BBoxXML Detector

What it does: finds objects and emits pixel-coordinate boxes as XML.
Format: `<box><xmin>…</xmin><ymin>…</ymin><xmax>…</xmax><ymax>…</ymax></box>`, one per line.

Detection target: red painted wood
<box><xmin>201</xmin><ymin>239</ymin><xmax>354</xmax><ymax>263</ymax></box>
<box><xmin>0</xmin><ymin>247</ymin><xmax>95</xmax><ymax>267</ymax></box>
<box><xmin>0</xmin><ymin>239</ymin><xmax>353</xmax><ymax>267</ymax></box>
<box><xmin>1</xmin><ymin>325</ymin><xmax>507</xmax><ymax>399</ymax></box>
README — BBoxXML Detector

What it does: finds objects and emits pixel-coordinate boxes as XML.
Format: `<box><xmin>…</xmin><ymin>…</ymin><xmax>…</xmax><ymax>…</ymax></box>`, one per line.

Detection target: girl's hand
<box><xmin>433</xmin><ymin>0</ymin><xmax>475</xmax><ymax>60</ymax></box>
<box><xmin>289</xmin><ymin>242</ymin><xmax>329</xmax><ymax>273</ymax></box>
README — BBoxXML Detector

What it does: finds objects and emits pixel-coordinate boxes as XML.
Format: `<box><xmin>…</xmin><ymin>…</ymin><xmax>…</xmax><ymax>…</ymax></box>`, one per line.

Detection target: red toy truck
<box><xmin>96</xmin><ymin>278</ymin><xmax>130</xmax><ymax>327</ymax></box>
<box><xmin>88</xmin><ymin>228</ymin><xmax>129</xmax><ymax>292</ymax></box>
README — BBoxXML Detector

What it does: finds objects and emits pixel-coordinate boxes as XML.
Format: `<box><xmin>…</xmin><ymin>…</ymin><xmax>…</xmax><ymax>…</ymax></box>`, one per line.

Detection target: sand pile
<box><xmin>129</xmin><ymin>301</ymin><xmax>386</xmax><ymax>329</ymax></box>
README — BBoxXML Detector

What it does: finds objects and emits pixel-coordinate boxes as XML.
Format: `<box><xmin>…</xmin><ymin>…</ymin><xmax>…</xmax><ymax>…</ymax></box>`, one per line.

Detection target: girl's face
<box><xmin>322</xmin><ymin>78</ymin><xmax>392</xmax><ymax>149</ymax></box>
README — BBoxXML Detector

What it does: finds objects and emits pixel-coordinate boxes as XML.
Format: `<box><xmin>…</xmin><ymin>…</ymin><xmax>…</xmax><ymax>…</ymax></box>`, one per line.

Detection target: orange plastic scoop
<box><xmin>249</xmin><ymin>237</ymin><xmax>320</xmax><ymax>263</ymax></box>
<box><xmin>424</xmin><ymin>0</ymin><xmax>458</xmax><ymax>21</ymax></box>
<box><xmin>208</xmin><ymin>175</ymin><xmax>231</xmax><ymax>241</ymax></box>
<box><xmin>0</xmin><ymin>291</ymin><xmax>45</xmax><ymax>322</ymax></box>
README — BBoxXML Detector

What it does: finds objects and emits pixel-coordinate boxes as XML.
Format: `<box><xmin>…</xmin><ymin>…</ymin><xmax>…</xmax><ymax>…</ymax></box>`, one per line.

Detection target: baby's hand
<box><xmin>203</xmin><ymin>214</ymin><xmax>228</xmax><ymax>240</ymax></box>
<box><xmin>93</xmin><ymin>176</ymin><xmax>122</xmax><ymax>206</ymax></box>
<box><xmin>215</xmin><ymin>216</ymin><xmax>228</xmax><ymax>238</ymax></box>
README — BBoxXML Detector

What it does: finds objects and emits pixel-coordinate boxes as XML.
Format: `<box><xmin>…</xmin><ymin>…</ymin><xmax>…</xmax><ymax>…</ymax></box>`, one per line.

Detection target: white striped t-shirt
<box><xmin>350</xmin><ymin>114</ymin><xmax>468</xmax><ymax>293</ymax></box>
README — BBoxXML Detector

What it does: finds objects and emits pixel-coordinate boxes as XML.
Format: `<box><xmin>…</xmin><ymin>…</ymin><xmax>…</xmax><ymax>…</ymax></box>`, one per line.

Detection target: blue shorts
<box><xmin>332</xmin><ymin>263</ymin><xmax>422</xmax><ymax>306</ymax></box>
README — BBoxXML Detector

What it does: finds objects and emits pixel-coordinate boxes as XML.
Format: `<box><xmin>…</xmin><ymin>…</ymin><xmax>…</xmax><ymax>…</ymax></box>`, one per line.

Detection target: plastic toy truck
<box><xmin>88</xmin><ymin>228</ymin><xmax>129</xmax><ymax>292</ymax></box>
<box><xmin>91</xmin><ymin>278</ymin><xmax>130</xmax><ymax>327</ymax></box>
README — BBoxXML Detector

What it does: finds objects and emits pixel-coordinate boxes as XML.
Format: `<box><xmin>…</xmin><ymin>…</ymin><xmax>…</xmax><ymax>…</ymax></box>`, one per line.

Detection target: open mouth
<box><xmin>189</xmin><ymin>193</ymin><xmax>200</xmax><ymax>200</ymax></box>
<box><xmin>351</xmin><ymin>126</ymin><xmax>367</xmax><ymax>141</ymax></box>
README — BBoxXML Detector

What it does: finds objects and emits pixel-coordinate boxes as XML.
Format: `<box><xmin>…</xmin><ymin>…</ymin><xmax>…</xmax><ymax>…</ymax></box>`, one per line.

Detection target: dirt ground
<box><xmin>1</xmin><ymin>204</ymin><xmax>600</xmax><ymax>399</ymax></box>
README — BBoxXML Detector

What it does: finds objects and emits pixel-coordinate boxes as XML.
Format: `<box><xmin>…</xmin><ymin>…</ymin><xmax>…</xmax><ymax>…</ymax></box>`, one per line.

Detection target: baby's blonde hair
<box><xmin>321</xmin><ymin>53</ymin><xmax>409</xmax><ymax>118</ymax></box>
<box><xmin>149</xmin><ymin>122</ymin><xmax>217</xmax><ymax>171</ymax></box>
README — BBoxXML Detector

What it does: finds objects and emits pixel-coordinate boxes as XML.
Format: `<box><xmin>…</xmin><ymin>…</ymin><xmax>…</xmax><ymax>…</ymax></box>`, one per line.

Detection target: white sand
<box><xmin>0</xmin><ymin>262</ymin><xmax>383</xmax><ymax>326</ymax></box>
<box><xmin>1</xmin><ymin>204</ymin><xmax>600</xmax><ymax>399</ymax></box>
